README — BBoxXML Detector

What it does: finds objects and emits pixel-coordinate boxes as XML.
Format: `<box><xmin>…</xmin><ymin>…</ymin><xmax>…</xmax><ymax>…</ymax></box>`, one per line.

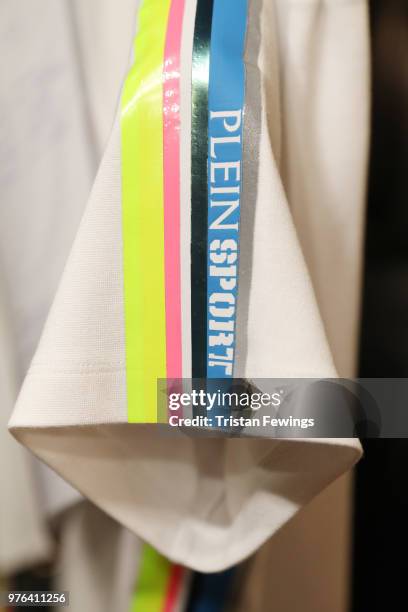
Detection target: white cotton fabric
<box><xmin>54</xmin><ymin>502</ymin><xmax>192</xmax><ymax>612</ymax></box>
<box><xmin>0</xmin><ymin>280</ymin><xmax>52</xmax><ymax>574</ymax></box>
<box><xmin>10</xmin><ymin>0</ymin><xmax>367</xmax><ymax>575</ymax></box>
<box><xmin>0</xmin><ymin>0</ymin><xmax>89</xmax><ymax>569</ymax></box>
<box><xmin>276</xmin><ymin>0</ymin><xmax>370</xmax><ymax>378</ymax></box>
<box><xmin>54</xmin><ymin>502</ymin><xmax>141</xmax><ymax>612</ymax></box>
<box><xmin>0</xmin><ymin>0</ymin><xmax>136</xmax><ymax>571</ymax></box>
<box><xmin>0</xmin><ymin>0</ymin><xmax>94</xmax><ymax>377</ymax></box>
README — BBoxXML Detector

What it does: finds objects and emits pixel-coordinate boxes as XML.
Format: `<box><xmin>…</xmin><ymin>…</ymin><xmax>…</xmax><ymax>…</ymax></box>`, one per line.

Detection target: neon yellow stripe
<box><xmin>130</xmin><ymin>545</ymin><xmax>171</xmax><ymax>612</ymax></box>
<box><xmin>121</xmin><ymin>0</ymin><xmax>171</xmax><ymax>422</ymax></box>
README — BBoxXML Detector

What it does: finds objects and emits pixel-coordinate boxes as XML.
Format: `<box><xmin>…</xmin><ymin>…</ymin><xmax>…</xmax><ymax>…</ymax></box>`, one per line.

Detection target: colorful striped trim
<box><xmin>130</xmin><ymin>545</ymin><xmax>186</xmax><ymax>612</ymax></box>
<box><xmin>121</xmin><ymin>0</ymin><xmax>249</xmax><ymax>421</ymax></box>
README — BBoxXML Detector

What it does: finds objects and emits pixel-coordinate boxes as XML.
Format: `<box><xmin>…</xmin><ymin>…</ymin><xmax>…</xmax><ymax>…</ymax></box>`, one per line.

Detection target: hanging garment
<box><xmin>55</xmin><ymin>502</ymin><xmax>142</xmax><ymax>612</ymax></box>
<box><xmin>0</xmin><ymin>0</ymin><xmax>94</xmax><ymax>565</ymax></box>
<box><xmin>50</xmin><ymin>501</ymin><xmax>191</xmax><ymax>612</ymax></box>
<box><xmin>234</xmin><ymin>1</ymin><xmax>371</xmax><ymax>607</ymax></box>
<box><xmin>9</xmin><ymin>0</ymin><xmax>367</xmax><ymax>578</ymax></box>
<box><xmin>0</xmin><ymin>271</ymin><xmax>52</xmax><ymax>575</ymax></box>
<box><xmin>0</xmin><ymin>0</ymin><xmax>135</xmax><ymax>580</ymax></box>
<box><xmin>129</xmin><ymin>544</ymin><xmax>189</xmax><ymax>612</ymax></box>
<box><xmin>0</xmin><ymin>3</ymin><xmax>174</xmax><ymax>611</ymax></box>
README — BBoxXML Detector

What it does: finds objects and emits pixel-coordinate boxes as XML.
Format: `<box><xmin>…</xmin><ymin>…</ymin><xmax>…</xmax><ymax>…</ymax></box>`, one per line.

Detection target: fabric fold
<box><xmin>9</xmin><ymin>0</ymin><xmax>367</xmax><ymax>573</ymax></box>
<box><xmin>9</xmin><ymin>113</ymin><xmax>361</xmax><ymax>570</ymax></box>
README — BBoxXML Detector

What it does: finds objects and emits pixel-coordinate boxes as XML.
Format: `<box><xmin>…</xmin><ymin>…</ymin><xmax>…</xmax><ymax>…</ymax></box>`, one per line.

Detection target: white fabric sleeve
<box><xmin>9</xmin><ymin>0</ymin><xmax>367</xmax><ymax>572</ymax></box>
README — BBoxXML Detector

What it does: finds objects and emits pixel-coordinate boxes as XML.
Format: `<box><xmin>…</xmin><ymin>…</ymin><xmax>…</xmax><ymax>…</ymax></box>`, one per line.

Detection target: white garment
<box><xmin>0</xmin><ymin>278</ymin><xmax>51</xmax><ymax>574</ymax></box>
<box><xmin>0</xmin><ymin>0</ymin><xmax>135</xmax><ymax>571</ymax></box>
<box><xmin>10</xmin><ymin>0</ymin><xmax>367</xmax><ymax>578</ymax></box>
<box><xmin>54</xmin><ymin>502</ymin><xmax>141</xmax><ymax>612</ymax></box>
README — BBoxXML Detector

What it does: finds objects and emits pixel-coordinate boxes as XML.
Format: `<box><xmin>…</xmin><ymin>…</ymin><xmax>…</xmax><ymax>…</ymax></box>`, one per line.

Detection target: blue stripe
<box><xmin>186</xmin><ymin>569</ymin><xmax>236</xmax><ymax>612</ymax></box>
<box><xmin>206</xmin><ymin>0</ymin><xmax>248</xmax><ymax>379</ymax></box>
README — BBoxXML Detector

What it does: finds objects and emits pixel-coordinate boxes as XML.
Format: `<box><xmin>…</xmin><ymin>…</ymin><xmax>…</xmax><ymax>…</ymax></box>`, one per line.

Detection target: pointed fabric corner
<box><xmin>9</xmin><ymin>0</ymin><xmax>363</xmax><ymax>572</ymax></box>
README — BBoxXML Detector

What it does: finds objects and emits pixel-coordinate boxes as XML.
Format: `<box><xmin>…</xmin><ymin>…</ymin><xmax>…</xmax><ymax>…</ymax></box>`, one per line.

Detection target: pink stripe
<box><xmin>163</xmin><ymin>565</ymin><xmax>184</xmax><ymax>612</ymax></box>
<box><xmin>163</xmin><ymin>0</ymin><xmax>184</xmax><ymax>388</ymax></box>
